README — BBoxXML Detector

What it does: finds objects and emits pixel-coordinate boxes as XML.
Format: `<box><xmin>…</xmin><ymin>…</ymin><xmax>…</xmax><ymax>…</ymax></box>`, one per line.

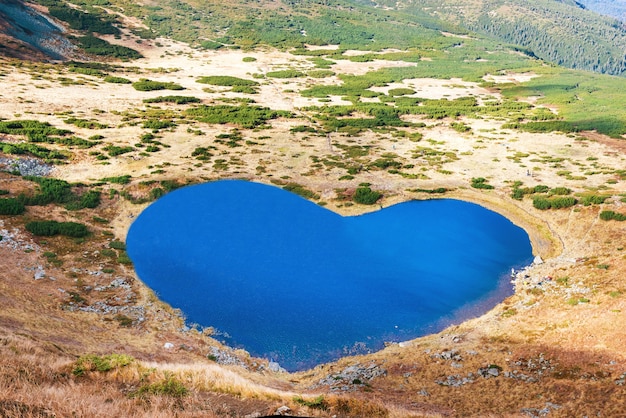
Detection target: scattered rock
<box><xmin>521</xmin><ymin>402</ymin><xmax>561</xmax><ymax>417</ymax></box>
<box><xmin>207</xmin><ymin>346</ymin><xmax>248</xmax><ymax>368</ymax></box>
<box><xmin>477</xmin><ymin>365</ymin><xmax>502</xmax><ymax>378</ymax></box>
<box><xmin>0</xmin><ymin>157</ymin><xmax>55</xmax><ymax>177</ymax></box>
<box><xmin>163</xmin><ymin>342</ymin><xmax>174</xmax><ymax>349</ymax></box>
<box><xmin>311</xmin><ymin>362</ymin><xmax>387</xmax><ymax>392</ymax></box>
<box><xmin>268</xmin><ymin>361</ymin><xmax>286</xmax><ymax>373</ymax></box>
<box><xmin>275</xmin><ymin>405</ymin><xmax>291</xmax><ymax>415</ymax></box>
<box><xmin>432</xmin><ymin>349</ymin><xmax>462</xmax><ymax>362</ymax></box>
<box><xmin>435</xmin><ymin>373</ymin><xmax>474</xmax><ymax>387</ymax></box>
<box><xmin>34</xmin><ymin>265</ymin><xmax>45</xmax><ymax>280</ymax></box>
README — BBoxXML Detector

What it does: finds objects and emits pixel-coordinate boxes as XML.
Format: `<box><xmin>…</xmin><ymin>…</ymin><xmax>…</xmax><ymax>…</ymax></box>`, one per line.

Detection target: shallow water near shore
<box><xmin>127</xmin><ymin>180</ymin><xmax>532</xmax><ymax>371</ymax></box>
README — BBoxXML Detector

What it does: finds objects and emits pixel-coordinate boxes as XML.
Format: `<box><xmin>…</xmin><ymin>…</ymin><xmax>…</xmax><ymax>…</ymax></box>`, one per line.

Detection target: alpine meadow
<box><xmin>0</xmin><ymin>0</ymin><xmax>626</xmax><ymax>416</ymax></box>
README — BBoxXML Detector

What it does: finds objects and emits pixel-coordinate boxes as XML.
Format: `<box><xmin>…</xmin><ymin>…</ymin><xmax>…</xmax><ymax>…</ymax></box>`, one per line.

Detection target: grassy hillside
<box><xmin>30</xmin><ymin>0</ymin><xmax>626</xmax><ymax>76</ymax></box>
<box><xmin>403</xmin><ymin>0</ymin><xmax>626</xmax><ymax>75</ymax></box>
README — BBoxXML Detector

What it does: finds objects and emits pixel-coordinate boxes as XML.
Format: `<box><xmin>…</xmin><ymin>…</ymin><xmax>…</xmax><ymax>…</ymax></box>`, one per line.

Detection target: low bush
<box><xmin>143</xmin><ymin>96</ymin><xmax>201</xmax><ymax>104</ymax></box>
<box><xmin>283</xmin><ymin>183</ymin><xmax>320</xmax><ymax>200</ymax></box>
<box><xmin>109</xmin><ymin>241</ymin><xmax>126</xmax><ymax>250</ymax></box>
<box><xmin>353</xmin><ymin>186</ymin><xmax>382</xmax><ymax>205</ymax></box>
<box><xmin>471</xmin><ymin>177</ymin><xmax>494</xmax><ymax>189</ymax></box>
<box><xmin>130</xmin><ymin>376</ymin><xmax>188</xmax><ymax>398</ymax></box>
<box><xmin>100</xmin><ymin>175</ymin><xmax>131</xmax><ymax>184</ymax></box>
<box><xmin>73</xmin><ymin>354</ymin><xmax>134</xmax><ymax>376</ymax></box>
<box><xmin>0</xmin><ymin>198</ymin><xmax>25</xmax><ymax>215</ymax></box>
<box><xmin>132</xmin><ymin>79</ymin><xmax>184</xmax><ymax>91</ymax></box>
<box><xmin>294</xmin><ymin>395</ymin><xmax>327</xmax><ymax>410</ymax></box>
<box><xmin>186</xmin><ymin>105</ymin><xmax>292</xmax><ymax>128</ymax></box>
<box><xmin>104</xmin><ymin>76</ymin><xmax>132</xmax><ymax>84</ymax></box>
<box><xmin>74</xmin><ymin>35</ymin><xmax>142</xmax><ymax>60</ymax></box>
<box><xmin>266</xmin><ymin>70</ymin><xmax>305</xmax><ymax>78</ymax></box>
<box><xmin>533</xmin><ymin>196</ymin><xmax>577</xmax><ymax>210</ymax></box>
<box><xmin>600</xmin><ymin>210</ymin><xmax>626</xmax><ymax>221</ymax></box>
<box><xmin>26</xmin><ymin>220</ymin><xmax>89</xmax><ymax>237</ymax></box>
<box><xmin>580</xmin><ymin>194</ymin><xmax>610</xmax><ymax>205</ymax></box>
<box><xmin>104</xmin><ymin>145</ymin><xmax>134</xmax><ymax>156</ymax></box>
<box><xmin>196</xmin><ymin>76</ymin><xmax>258</xmax><ymax>86</ymax></box>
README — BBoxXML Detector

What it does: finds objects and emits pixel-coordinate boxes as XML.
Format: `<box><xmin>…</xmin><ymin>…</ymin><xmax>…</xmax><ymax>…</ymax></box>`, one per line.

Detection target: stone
<box><xmin>275</xmin><ymin>405</ymin><xmax>291</xmax><ymax>415</ymax></box>
<box><xmin>268</xmin><ymin>361</ymin><xmax>286</xmax><ymax>373</ymax></box>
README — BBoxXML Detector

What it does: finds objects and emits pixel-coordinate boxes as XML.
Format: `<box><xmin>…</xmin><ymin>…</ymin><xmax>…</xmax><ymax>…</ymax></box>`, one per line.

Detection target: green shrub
<box><xmin>388</xmin><ymin>87</ymin><xmax>415</xmax><ymax>96</ymax></box>
<box><xmin>26</xmin><ymin>220</ymin><xmax>89</xmax><ymax>238</ymax></box>
<box><xmin>104</xmin><ymin>145</ymin><xmax>134</xmax><ymax>156</ymax></box>
<box><xmin>600</xmin><ymin>210</ymin><xmax>626</xmax><ymax>221</ymax></box>
<box><xmin>100</xmin><ymin>249</ymin><xmax>116</xmax><ymax>257</ymax></box>
<box><xmin>64</xmin><ymin>117</ymin><xmax>108</xmax><ymax>130</ymax></box>
<box><xmin>104</xmin><ymin>76</ymin><xmax>132</xmax><ymax>84</ymax></box>
<box><xmin>0</xmin><ymin>198</ymin><xmax>25</xmax><ymax>215</ymax></box>
<box><xmin>132</xmin><ymin>79</ymin><xmax>184</xmax><ymax>91</ymax></box>
<box><xmin>196</xmin><ymin>76</ymin><xmax>259</xmax><ymax>87</ymax></box>
<box><xmin>117</xmin><ymin>251</ymin><xmax>132</xmax><ymax>265</ymax></box>
<box><xmin>100</xmin><ymin>175</ymin><xmax>131</xmax><ymax>184</ymax></box>
<box><xmin>283</xmin><ymin>183</ymin><xmax>320</xmax><ymax>200</ymax></box>
<box><xmin>142</xmin><ymin>119</ymin><xmax>175</xmax><ymax>130</ymax></box>
<box><xmin>73</xmin><ymin>354</ymin><xmax>134</xmax><ymax>376</ymax></box>
<box><xmin>550</xmin><ymin>196</ymin><xmax>577</xmax><ymax>209</ymax></box>
<box><xmin>411</xmin><ymin>188</ymin><xmax>448</xmax><ymax>194</ymax></box>
<box><xmin>307</xmin><ymin>70</ymin><xmax>335</xmax><ymax>78</ymax></box>
<box><xmin>451</xmin><ymin>122</ymin><xmax>472</xmax><ymax>133</ymax></box>
<box><xmin>186</xmin><ymin>105</ymin><xmax>292</xmax><ymax>128</ymax></box>
<box><xmin>580</xmin><ymin>194</ymin><xmax>610</xmax><ymax>205</ymax></box>
<box><xmin>533</xmin><ymin>196</ymin><xmax>577</xmax><ymax>210</ymax></box>
<box><xmin>79</xmin><ymin>190</ymin><xmax>101</xmax><ymax>209</ymax></box>
<box><xmin>533</xmin><ymin>197</ymin><xmax>552</xmax><ymax>210</ymax></box>
<box><xmin>143</xmin><ymin>96</ymin><xmax>201</xmax><ymax>104</ymax></box>
<box><xmin>74</xmin><ymin>35</ymin><xmax>142</xmax><ymax>60</ymax></box>
<box><xmin>293</xmin><ymin>395</ymin><xmax>327</xmax><ymax>410</ymax></box>
<box><xmin>22</xmin><ymin>177</ymin><xmax>73</xmax><ymax>205</ymax></box>
<box><xmin>47</xmin><ymin>6</ymin><xmax>119</xmax><ymax>35</ymax></box>
<box><xmin>354</xmin><ymin>186</ymin><xmax>382</xmax><ymax>205</ymax></box>
<box><xmin>199</xmin><ymin>40</ymin><xmax>223</xmax><ymax>50</ymax></box>
<box><xmin>471</xmin><ymin>177</ymin><xmax>494</xmax><ymax>190</ymax></box>
<box><xmin>109</xmin><ymin>241</ymin><xmax>126</xmax><ymax>250</ymax></box>
<box><xmin>549</xmin><ymin>187</ymin><xmax>571</xmax><ymax>196</ymax></box>
<box><xmin>231</xmin><ymin>85</ymin><xmax>258</xmax><ymax>94</ymax></box>
<box><xmin>266</xmin><ymin>70</ymin><xmax>305</xmax><ymax>78</ymax></box>
<box><xmin>131</xmin><ymin>375</ymin><xmax>188</xmax><ymax>398</ymax></box>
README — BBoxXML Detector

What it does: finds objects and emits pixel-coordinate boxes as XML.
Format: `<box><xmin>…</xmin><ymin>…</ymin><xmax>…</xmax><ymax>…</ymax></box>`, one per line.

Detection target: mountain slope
<box><xmin>401</xmin><ymin>0</ymin><xmax>626</xmax><ymax>75</ymax></box>
<box><xmin>0</xmin><ymin>0</ymin><xmax>75</xmax><ymax>60</ymax></box>
<box><xmin>17</xmin><ymin>0</ymin><xmax>626</xmax><ymax>76</ymax></box>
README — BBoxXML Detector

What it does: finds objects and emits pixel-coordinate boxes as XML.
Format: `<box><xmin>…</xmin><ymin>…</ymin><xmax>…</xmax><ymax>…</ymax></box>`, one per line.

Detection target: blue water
<box><xmin>126</xmin><ymin>180</ymin><xmax>532</xmax><ymax>371</ymax></box>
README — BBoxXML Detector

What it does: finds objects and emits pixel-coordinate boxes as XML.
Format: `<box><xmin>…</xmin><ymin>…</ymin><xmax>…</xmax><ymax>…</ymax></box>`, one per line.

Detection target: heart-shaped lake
<box><xmin>127</xmin><ymin>180</ymin><xmax>532</xmax><ymax>371</ymax></box>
